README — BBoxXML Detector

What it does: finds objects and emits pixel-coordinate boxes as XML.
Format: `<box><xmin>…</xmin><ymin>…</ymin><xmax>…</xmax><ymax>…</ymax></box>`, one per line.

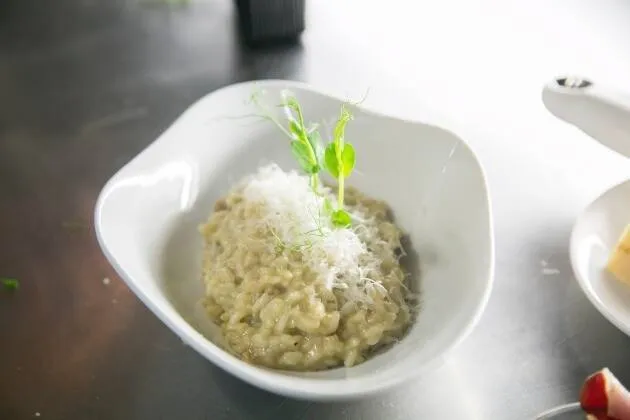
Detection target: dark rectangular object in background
<box><xmin>235</xmin><ymin>0</ymin><xmax>305</xmax><ymax>46</ymax></box>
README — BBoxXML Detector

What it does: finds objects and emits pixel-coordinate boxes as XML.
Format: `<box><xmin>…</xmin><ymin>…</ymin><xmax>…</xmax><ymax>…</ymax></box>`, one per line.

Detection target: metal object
<box><xmin>535</xmin><ymin>402</ymin><xmax>581</xmax><ymax>419</ymax></box>
<box><xmin>555</xmin><ymin>76</ymin><xmax>593</xmax><ymax>89</ymax></box>
<box><xmin>2</xmin><ymin>0</ymin><xmax>630</xmax><ymax>419</ymax></box>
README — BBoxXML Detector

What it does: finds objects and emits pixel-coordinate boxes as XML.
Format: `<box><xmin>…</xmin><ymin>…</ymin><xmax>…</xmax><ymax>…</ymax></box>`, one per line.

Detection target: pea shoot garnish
<box><xmin>250</xmin><ymin>89</ymin><xmax>357</xmax><ymax>228</ymax></box>
<box><xmin>282</xmin><ymin>94</ymin><xmax>324</xmax><ymax>193</ymax></box>
<box><xmin>324</xmin><ymin>105</ymin><xmax>355</xmax><ymax>227</ymax></box>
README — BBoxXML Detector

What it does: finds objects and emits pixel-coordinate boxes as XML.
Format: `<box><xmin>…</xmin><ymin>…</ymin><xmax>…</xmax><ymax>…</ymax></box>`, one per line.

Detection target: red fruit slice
<box><xmin>581</xmin><ymin>369</ymin><xmax>611</xmax><ymax>417</ymax></box>
<box><xmin>580</xmin><ymin>368</ymin><xmax>626</xmax><ymax>420</ymax></box>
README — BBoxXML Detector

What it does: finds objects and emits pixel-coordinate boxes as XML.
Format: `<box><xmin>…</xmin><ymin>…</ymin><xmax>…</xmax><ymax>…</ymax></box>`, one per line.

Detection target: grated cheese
<box><xmin>241</xmin><ymin>164</ymin><xmax>386</xmax><ymax>303</ymax></box>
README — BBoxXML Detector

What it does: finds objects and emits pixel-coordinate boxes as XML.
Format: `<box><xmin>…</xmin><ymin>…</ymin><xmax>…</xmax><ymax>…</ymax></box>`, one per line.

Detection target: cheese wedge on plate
<box><xmin>607</xmin><ymin>225</ymin><xmax>630</xmax><ymax>285</ymax></box>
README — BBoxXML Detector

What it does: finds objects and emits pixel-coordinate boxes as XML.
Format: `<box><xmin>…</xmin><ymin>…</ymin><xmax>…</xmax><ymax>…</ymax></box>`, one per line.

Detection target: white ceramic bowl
<box><xmin>95</xmin><ymin>80</ymin><xmax>494</xmax><ymax>400</ymax></box>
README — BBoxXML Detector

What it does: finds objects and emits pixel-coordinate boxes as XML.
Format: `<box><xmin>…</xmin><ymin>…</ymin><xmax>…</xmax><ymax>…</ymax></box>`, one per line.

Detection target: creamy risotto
<box><xmin>200</xmin><ymin>164</ymin><xmax>413</xmax><ymax>371</ymax></box>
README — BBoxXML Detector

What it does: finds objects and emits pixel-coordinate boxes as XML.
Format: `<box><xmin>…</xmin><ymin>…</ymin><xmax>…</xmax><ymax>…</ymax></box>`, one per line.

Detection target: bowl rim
<box><xmin>534</xmin><ymin>402</ymin><xmax>581</xmax><ymax>419</ymax></box>
<box><xmin>94</xmin><ymin>79</ymin><xmax>496</xmax><ymax>400</ymax></box>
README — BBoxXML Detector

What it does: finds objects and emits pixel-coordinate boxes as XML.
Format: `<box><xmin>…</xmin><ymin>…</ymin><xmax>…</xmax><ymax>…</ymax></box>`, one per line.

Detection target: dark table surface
<box><xmin>3</xmin><ymin>0</ymin><xmax>630</xmax><ymax>419</ymax></box>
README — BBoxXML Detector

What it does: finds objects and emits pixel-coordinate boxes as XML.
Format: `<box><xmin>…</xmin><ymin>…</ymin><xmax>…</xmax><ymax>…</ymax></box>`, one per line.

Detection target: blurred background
<box><xmin>3</xmin><ymin>0</ymin><xmax>630</xmax><ymax>419</ymax></box>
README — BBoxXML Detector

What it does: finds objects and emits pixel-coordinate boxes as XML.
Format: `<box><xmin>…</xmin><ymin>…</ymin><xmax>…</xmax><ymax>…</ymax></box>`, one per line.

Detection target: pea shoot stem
<box><xmin>311</xmin><ymin>174</ymin><xmax>319</xmax><ymax>192</ymax></box>
<box><xmin>292</xmin><ymin>102</ymin><xmax>317</xmax><ymax>187</ymax></box>
<box><xmin>337</xmin><ymin>175</ymin><xmax>344</xmax><ymax>209</ymax></box>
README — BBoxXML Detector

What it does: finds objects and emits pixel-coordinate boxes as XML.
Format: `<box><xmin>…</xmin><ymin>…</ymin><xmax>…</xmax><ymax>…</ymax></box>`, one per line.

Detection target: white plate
<box><xmin>544</xmin><ymin>76</ymin><xmax>630</xmax><ymax>337</ymax></box>
<box><xmin>95</xmin><ymin>80</ymin><xmax>494</xmax><ymax>400</ymax></box>
<box><xmin>570</xmin><ymin>180</ymin><xmax>630</xmax><ymax>336</ymax></box>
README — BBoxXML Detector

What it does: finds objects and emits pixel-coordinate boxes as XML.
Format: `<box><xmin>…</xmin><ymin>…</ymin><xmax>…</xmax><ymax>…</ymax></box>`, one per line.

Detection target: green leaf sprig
<box><xmin>250</xmin><ymin>90</ymin><xmax>324</xmax><ymax>193</ymax></box>
<box><xmin>282</xmin><ymin>94</ymin><xmax>325</xmax><ymax>193</ymax></box>
<box><xmin>323</xmin><ymin>105</ymin><xmax>355</xmax><ymax>227</ymax></box>
<box><xmin>250</xmin><ymin>89</ymin><xmax>357</xmax><ymax>228</ymax></box>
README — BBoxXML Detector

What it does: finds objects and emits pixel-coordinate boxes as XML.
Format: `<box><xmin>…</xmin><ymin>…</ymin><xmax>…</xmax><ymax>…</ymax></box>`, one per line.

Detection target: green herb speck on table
<box><xmin>1</xmin><ymin>278</ymin><xmax>19</xmax><ymax>291</ymax></box>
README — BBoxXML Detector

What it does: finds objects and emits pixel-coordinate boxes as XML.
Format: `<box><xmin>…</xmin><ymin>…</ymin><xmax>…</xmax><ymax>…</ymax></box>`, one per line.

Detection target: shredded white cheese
<box><xmin>241</xmin><ymin>164</ymin><xmax>384</xmax><ymax>303</ymax></box>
